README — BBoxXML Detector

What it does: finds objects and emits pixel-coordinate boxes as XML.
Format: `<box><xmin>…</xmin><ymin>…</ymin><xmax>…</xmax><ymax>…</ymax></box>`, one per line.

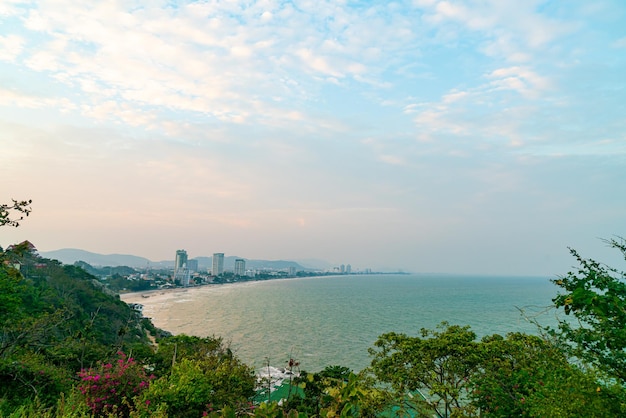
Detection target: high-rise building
<box><xmin>346</xmin><ymin>264</ymin><xmax>352</xmax><ymax>274</ymax></box>
<box><xmin>234</xmin><ymin>258</ymin><xmax>245</xmax><ymax>276</ymax></box>
<box><xmin>187</xmin><ymin>259</ymin><xmax>198</xmax><ymax>273</ymax></box>
<box><xmin>174</xmin><ymin>249</ymin><xmax>190</xmax><ymax>286</ymax></box>
<box><xmin>174</xmin><ymin>250</ymin><xmax>187</xmax><ymax>274</ymax></box>
<box><xmin>212</xmin><ymin>253</ymin><xmax>224</xmax><ymax>276</ymax></box>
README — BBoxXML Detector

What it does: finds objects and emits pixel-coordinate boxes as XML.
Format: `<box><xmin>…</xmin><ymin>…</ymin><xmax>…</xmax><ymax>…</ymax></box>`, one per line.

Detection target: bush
<box><xmin>76</xmin><ymin>352</ymin><xmax>153</xmax><ymax>416</ymax></box>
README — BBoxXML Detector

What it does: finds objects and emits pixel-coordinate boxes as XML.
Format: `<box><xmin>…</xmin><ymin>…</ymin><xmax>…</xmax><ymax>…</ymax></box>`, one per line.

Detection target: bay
<box><xmin>122</xmin><ymin>274</ymin><xmax>559</xmax><ymax>373</ymax></box>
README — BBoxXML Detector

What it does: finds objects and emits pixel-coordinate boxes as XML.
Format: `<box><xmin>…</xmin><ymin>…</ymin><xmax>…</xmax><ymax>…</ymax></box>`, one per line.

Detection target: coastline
<box><xmin>119</xmin><ymin>274</ymin><xmax>349</xmax><ymax>303</ymax></box>
<box><xmin>120</xmin><ymin>282</ymin><xmax>229</xmax><ymax>305</ymax></box>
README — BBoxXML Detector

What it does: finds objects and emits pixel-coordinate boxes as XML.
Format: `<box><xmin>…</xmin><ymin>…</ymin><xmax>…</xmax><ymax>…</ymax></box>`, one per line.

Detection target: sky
<box><xmin>1</xmin><ymin>0</ymin><xmax>625</xmax><ymax>276</ymax></box>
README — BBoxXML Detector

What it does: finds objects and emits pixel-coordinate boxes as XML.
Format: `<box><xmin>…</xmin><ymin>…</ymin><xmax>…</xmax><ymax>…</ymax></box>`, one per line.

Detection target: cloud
<box><xmin>0</xmin><ymin>87</ymin><xmax>75</xmax><ymax>110</ymax></box>
<box><xmin>420</xmin><ymin>0</ymin><xmax>577</xmax><ymax>62</ymax></box>
<box><xmin>486</xmin><ymin>66</ymin><xmax>550</xmax><ymax>98</ymax></box>
<box><xmin>613</xmin><ymin>37</ymin><xmax>626</xmax><ymax>48</ymax></box>
<box><xmin>0</xmin><ymin>34</ymin><xmax>24</xmax><ymax>62</ymax></box>
<box><xmin>2</xmin><ymin>0</ymin><xmax>436</xmax><ymax>135</ymax></box>
<box><xmin>379</xmin><ymin>154</ymin><xmax>406</xmax><ymax>166</ymax></box>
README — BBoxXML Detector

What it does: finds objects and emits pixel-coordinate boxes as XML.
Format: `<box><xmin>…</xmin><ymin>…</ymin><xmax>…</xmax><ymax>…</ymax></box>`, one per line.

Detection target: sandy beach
<box><xmin>121</xmin><ymin>285</ymin><xmax>209</xmax><ymax>333</ymax></box>
<box><xmin>119</xmin><ymin>281</ymin><xmax>268</xmax><ymax>336</ymax></box>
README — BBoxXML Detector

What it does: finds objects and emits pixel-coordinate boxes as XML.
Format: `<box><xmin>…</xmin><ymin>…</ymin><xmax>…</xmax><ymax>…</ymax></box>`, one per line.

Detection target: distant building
<box><xmin>234</xmin><ymin>259</ymin><xmax>245</xmax><ymax>276</ymax></box>
<box><xmin>340</xmin><ymin>264</ymin><xmax>345</xmax><ymax>274</ymax></box>
<box><xmin>174</xmin><ymin>249</ymin><xmax>190</xmax><ymax>286</ymax></box>
<box><xmin>212</xmin><ymin>253</ymin><xmax>224</xmax><ymax>276</ymax></box>
<box><xmin>174</xmin><ymin>249</ymin><xmax>187</xmax><ymax>273</ymax></box>
<box><xmin>174</xmin><ymin>267</ymin><xmax>190</xmax><ymax>286</ymax></box>
<box><xmin>288</xmin><ymin>266</ymin><xmax>297</xmax><ymax>276</ymax></box>
<box><xmin>187</xmin><ymin>259</ymin><xmax>198</xmax><ymax>273</ymax></box>
<box><xmin>346</xmin><ymin>264</ymin><xmax>352</xmax><ymax>274</ymax></box>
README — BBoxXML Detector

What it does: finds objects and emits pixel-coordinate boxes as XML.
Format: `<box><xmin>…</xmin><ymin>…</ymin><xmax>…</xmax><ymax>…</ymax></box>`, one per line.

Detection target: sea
<box><xmin>123</xmin><ymin>274</ymin><xmax>561</xmax><ymax>373</ymax></box>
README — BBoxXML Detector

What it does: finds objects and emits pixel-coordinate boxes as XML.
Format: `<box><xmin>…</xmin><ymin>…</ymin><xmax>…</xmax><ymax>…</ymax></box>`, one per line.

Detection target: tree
<box><xmin>285</xmin><ymin>365</ymin><xmax>352</xmax><ymax>416</ymax></box>
<box><xmin>551</xmin><ymin>237</ymin><xmax>626</xmax><ymax>384</ymax></box>
<box><xmin>0</xmin><ymin>199</ymin><xmax>32</xmax><ymax>228</ymax></box>
<box><xmin>147</xmin><ymin>335</ymin><xmax>229</xmax><ymax>378</ymax></box>
<box><xmin>368</xmin><ymin>322</ymin><xmax>481</xmax><ymax>417</ymax></box>
<box><xmin>143</xmin><ymin>354</ymin><xmax>256</xmax><ymax>417</ymax></box>
<box><xmin>471</xmin><ymin>332</ymin><xmax>622</xmax><ymax>417</ymax></box>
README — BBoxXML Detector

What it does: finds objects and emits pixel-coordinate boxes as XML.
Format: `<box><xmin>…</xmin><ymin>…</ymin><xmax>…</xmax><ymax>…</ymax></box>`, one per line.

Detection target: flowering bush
<box><xmin>77</xmin><ymin>351</ymin><xmax>153</xmax><ymax>416</ymax></box>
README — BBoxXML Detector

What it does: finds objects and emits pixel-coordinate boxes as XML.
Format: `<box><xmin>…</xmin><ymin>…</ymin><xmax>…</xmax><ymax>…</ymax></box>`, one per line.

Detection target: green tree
<box><xmin>368</xmin><ymin>322</ymin><xmax>481</xmax><ymax>418</ymax></box>
<box><xmin>471</xmin><ymin>332</ymin><xmax>622</xmax><ymax>417</ymax></box>
<box><xmin>144</xmin><ymin>354</ymin><xmax>256</xmax><ymax>417</ymax></box>
<box><xmin>285</xmin><ymin>365</ymin><xmax>353</xmax><ymax>416</ymax></box>
<box><xmin>147</xmin><ymin>335</ymin><xmax>229</xmax><ymax>377</ymax></box>
<box><xmin>551</xmin><ymin>237</ymin><xmax>626</xmax><ymax>384</ymax></box>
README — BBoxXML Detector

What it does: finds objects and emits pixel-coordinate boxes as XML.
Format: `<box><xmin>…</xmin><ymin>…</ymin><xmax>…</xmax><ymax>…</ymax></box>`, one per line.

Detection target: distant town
<box><xmin>72</xmin><ymin>249</ymin><xmax>382</xmax><ymax>294</ymax></box>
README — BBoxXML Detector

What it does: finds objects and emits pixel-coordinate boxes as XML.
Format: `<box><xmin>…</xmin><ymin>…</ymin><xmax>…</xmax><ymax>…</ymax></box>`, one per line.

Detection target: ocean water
<box><xmin>126</xmin><ymin>274</ymin><xmax>560</xmax><ymax>373</ymax></box>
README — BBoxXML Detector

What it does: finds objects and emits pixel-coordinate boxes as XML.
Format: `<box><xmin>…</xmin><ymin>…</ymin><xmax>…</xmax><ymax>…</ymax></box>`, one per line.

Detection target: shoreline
<box><xmin>119</xmin><ymin>274</ymin><xmax>350</xmax><ymax>301</ymax></box>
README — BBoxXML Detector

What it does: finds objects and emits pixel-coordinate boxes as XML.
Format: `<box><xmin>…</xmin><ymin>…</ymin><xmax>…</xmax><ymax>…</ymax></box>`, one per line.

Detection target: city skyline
<box><xmin>2</xmin><ymin>1</ymin><xmax>625</xmax><ymax>276</ymax></box>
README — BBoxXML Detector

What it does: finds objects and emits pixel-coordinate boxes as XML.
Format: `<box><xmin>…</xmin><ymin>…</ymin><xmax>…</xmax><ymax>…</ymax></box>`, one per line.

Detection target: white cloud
<box><xmin>407</xmin><ymin>63</ymin><xmax>555</xmax><ymax>149</ymax></box>
<box><xmin>0</xmin><ymin>87</ymin><xmax>75</xmax><ymax>110</ymax></box>
<box><xmin>0</xmin><ymin>1</ymin><xmax>428</xmax><ymax>135</ymax></box>
<box><xmin>613</xmin><ymin>37</ymin><xmax>626</xmax><ymax>48</ymax></box>
<box><xmin>420</xmin><ymin>0</ymin><xmax>577</xmax><ymax>63</ymax></box>
<box><xmin>442</xmin><ymin>90</ymin><xmax>468</xmax><ymax>104</ymax></box>
<box><xmin>380</xmin><ymin>154</ymin><xmax>406</xmax><ymax>165</ymax></box>
<box><xmin>0</xmin><ymin>0</ymin><xmax>23</xmax><ymax>17</ymax></box>
<box><xmin>0</xmin><ymin>34</ymin><xmax>24</xmax><ymax>62</ymax></box>
<box><xmin>487</xmin><ymin>66</ymin><xmax>550</xmax><ymax>97</ymax></box>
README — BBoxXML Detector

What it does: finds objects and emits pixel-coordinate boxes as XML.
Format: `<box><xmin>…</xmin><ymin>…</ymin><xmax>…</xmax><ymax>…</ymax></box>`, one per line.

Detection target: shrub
<box><xmin>76</xmin><ymin>352</ymin><xmax>153</xmax><ymax>416</ymax></box>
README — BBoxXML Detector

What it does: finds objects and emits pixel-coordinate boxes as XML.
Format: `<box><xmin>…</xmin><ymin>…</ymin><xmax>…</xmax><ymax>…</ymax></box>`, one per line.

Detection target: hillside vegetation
<box><xmin>2</xmin><ymin>201</ymin><xmax>626</xmax><ymax>417</ymax></box>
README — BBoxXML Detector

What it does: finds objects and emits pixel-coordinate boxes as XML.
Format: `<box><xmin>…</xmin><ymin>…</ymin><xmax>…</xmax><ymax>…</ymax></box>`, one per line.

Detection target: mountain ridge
<box><xmin>39</xmin><ymin>248</ymin><xmax>319</xmax><ymax>271</ymax></box>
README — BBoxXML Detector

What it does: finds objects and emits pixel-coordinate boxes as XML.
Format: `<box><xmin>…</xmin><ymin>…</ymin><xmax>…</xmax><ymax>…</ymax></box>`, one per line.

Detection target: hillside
<box><xmin>0</xmin><ymin>241</ymin><xmax>158</xmax><ymax>411</ymax></box>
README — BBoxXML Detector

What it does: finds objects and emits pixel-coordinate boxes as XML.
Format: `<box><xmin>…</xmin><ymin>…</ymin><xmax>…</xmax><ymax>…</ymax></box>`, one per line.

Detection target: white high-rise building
<box><xmin>174</xmin><ymin>249</ymin><xmax>187</xmax><ymax>273</ymax></box>
<box><xmin>174</xmin><ymin>249</ymin><xmax>190</xmax><ymax>286</ymax></box>
<box><xmin>212</xmin><ymin>253</ymin><xmax>224</xmax><ymax>276</ymax></box>
<box><xmin>234</xmin><ymin>259</ymin><xmax>245</xmax><ymax>276</ymax></box>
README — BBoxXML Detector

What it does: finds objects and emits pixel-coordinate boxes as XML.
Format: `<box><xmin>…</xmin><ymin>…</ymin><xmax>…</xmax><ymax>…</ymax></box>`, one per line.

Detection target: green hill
<box><xmin>0</xmin><ymin>241</ymin><xmax>155</xmax><ymax>412</ymax></box>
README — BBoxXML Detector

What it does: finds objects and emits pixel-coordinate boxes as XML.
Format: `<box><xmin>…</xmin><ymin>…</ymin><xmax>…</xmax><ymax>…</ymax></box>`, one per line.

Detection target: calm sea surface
<box><xmin>127</xmin><ymin>274</ymin><xmax>559</xmax><ymax>372</ymax></box>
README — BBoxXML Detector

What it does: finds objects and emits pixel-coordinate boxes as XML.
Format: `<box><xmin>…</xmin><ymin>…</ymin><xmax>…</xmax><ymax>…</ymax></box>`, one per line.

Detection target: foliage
<box><xmin>0</xmin><ymin>199</ymin><xmax>32</xmax><ymax>228</ymax></box>
<box><xmin>147</xmin><ymin>335</ymin><xmax>229</xmax><ymax>377</ymax></box>
<box><xmin>0</xmin><ymin>255</ymin><xmax>29</xmax><ymax>326</ymax></box>
<box><xmin>0</xmin><ymin>241</ymin><xmax>153</xmax><ymax>412</ymax></box>
<box><xmin>369</xmin><ymin>322</ymin><xmax>481</xmax><ymax>417</ymax></box>
<box><xmin>285</xmin><ymin>366</ymin><xmax>352</xmax><ymax>416</ymax></box>
<box><xmin>3</xmin><ymin>209</ymin><xmax>626</xmax><ymax>418</ymax></box>
<box><xmin>143</xmin><ymin>341</ymin><xmax>256</xmax><ymax>417</ymax></box>
<box><xmin>76</xmin><ymin>351</ymin><xmax>153</xmax><ymax>417</ymax></box>
<box><xmin>0</xmin><ymin>352</ymin><xmax>73</xmax><ymax>415</ymax></box>
<box><xmin>286</xmin><ymin>367</ymin><xmax>387</xmax><ymax>418</ymax></box>
<box><xmin>551</xmin><ymin>237</ymin><xmax>626</xmax><ymax>384</ymax></box>
<box><xmin>471</xmin><ymin>332</ymin><xmax>623</xmax><ymax>417</ymax></box>
<box><xmin>145</xmin><ymin>356</ymin><xmax>256</xmax><ymax>417</ymax></box>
